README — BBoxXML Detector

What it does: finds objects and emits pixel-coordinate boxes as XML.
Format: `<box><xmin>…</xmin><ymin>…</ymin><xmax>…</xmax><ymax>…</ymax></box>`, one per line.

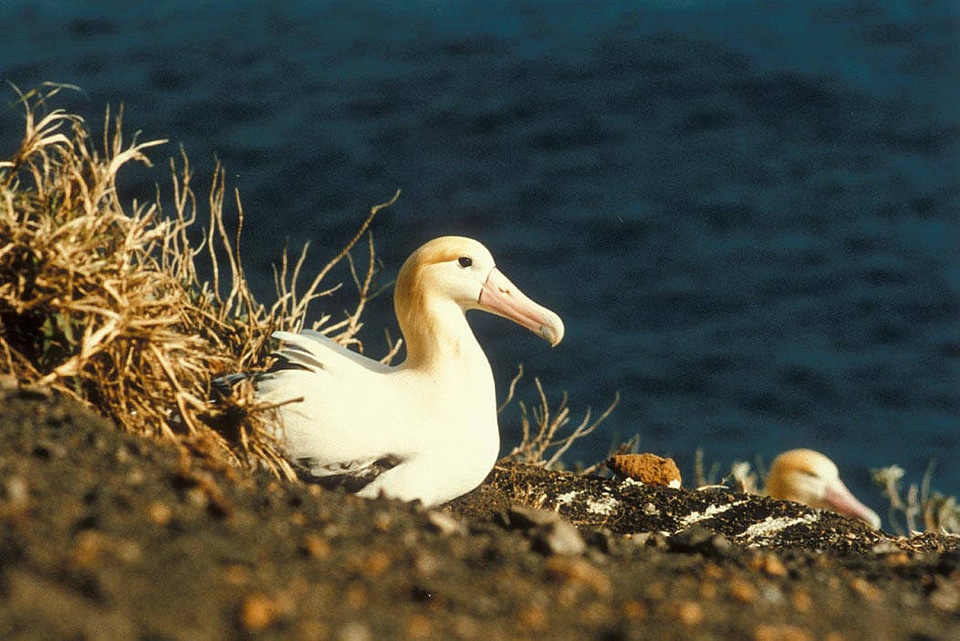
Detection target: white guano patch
<box><xmin>737</xmin><ymin>513</ymin><xmax>821</xmax><ymax>545</ymax></box>
<box><xmin>584</xmin><ymin>493</ymin><xmax>620</xmax><ymax>516</ymax></box>
<box><xmin>555</xmin><ymin>490</ymin><xmax>581</xmax><ymax>507</ymax></box>
<box><xmin>677</xmin><ymin>499</ymin><xmax>749</xmax><ymax>529</ymax></box>
<box><xmin>555</xmin><ymin>489</ymin><xmax>620</xmax><ymax>516</ymax></box>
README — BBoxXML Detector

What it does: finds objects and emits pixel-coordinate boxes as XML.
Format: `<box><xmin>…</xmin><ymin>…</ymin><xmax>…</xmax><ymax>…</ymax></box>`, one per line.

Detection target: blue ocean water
<box><xmin>2</xmin><ymin>0</ymin><xmax>957</xmax><ymax>517</ymax></box>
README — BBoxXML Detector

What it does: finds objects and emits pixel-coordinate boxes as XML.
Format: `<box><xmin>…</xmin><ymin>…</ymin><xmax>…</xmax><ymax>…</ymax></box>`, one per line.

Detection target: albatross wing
<box><xmin>269</xmin><ymin>329</ymin><xmax>391</xmax><ymax>376</ymax></box>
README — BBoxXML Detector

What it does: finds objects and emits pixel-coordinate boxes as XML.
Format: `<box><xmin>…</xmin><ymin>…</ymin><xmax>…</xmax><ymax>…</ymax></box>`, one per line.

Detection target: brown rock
<box><xmin>606</xmin><ymin>453</ymin><xmax>682</xmax><ymax>487</ymax></box>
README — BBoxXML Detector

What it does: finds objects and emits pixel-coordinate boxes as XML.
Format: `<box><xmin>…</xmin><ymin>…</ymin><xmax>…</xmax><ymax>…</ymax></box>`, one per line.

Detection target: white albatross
<box><xmin>765</xmin><ymin>449</ymin><xmax>881</xmax><ymax>529</ymax></box>
<box><xmin>253</xmin><ymin>236</ymin><xmax>564</xmax><ymax>507</ymax></box>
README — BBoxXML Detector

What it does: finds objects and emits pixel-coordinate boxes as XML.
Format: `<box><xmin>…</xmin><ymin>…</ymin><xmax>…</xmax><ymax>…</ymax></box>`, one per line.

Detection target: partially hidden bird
<box><xmin>765</xmin><ymin>448</ymin><xmax>881</xmax><ymax>529</ymax></box>
<box><xmin>252</xmin><ymin>236</ymin><xmax>564</xmax><ymax>507</ymax></box>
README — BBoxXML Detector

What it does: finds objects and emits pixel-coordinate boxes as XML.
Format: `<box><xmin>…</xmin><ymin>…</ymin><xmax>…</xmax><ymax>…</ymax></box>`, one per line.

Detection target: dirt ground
<box><xmin>1</xmin><ymin>388</ymin><xmax>957</xmax><ymax>640</ymax></box>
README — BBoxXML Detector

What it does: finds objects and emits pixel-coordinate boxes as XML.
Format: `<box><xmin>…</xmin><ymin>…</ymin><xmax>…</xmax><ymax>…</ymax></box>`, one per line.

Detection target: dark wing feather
<box><xmin>295</xmin><ymin>455</ymin><xmax>404</xmax><ymax>494</ymax></box>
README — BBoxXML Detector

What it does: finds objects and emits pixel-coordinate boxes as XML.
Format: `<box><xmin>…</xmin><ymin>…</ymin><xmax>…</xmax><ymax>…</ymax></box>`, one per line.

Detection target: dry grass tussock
<box><xmin>0</xmin><ymin>84</ymin><xmax>394</xmax><ymax>478</ymax></box>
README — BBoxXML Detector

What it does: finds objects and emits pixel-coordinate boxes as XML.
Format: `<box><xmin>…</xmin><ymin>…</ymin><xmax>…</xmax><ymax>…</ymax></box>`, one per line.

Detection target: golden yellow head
<box><xmin>395</xmin><ymin>236</ymin><xmax>564</xmax><ymax>346</ymax></box>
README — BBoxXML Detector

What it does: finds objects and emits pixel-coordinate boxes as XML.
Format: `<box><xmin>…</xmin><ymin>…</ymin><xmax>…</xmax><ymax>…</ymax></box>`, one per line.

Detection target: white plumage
<box><xmin>254</xmin><ymin>236</ymin><xmax>564</xmax><ymax>507</ymax></box>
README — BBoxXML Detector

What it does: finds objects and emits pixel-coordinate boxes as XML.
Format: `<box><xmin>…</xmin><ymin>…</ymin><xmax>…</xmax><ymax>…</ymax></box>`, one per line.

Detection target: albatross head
<box><xmin>396</xmin><ymin>236</ymin><xmax>564</xmax><ymax>347</ymax></box>
<box><xmin>766</xmin><ymin>448</ymin><xmax>881</xmax><ymax>529</ymax></box>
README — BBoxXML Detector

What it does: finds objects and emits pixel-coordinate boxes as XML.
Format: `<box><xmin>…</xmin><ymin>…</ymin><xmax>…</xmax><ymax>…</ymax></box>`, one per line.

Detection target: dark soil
<box><xmin>1</xmin><ymin>389</ymin><xmax>958</xmax><ymax>640</ymax></box>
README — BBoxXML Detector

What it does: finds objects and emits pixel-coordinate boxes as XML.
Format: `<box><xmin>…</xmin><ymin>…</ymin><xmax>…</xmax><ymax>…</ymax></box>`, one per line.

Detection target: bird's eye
<box><xmin>458</xmin><ymin>256</ymin><xmax>472</xmax><ymax>268</ymax></box>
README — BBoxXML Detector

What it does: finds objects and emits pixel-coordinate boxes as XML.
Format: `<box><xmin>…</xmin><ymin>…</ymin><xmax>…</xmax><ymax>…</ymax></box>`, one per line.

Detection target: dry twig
<box><xmin>872</xmin><ymin>461</ymin><xmax>959</xmax><ymax>534</ymax></box>
<box><xmin>499</xmin><ymin>367</ymin><xmax>619</xmax><ymax>470</ymax></box>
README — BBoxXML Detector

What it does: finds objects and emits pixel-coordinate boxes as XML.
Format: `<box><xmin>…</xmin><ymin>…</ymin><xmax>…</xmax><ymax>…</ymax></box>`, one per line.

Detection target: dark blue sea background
<box><xmin>3</xmin><ymin>0</ymin><xmax>957</xmax><ymax>520</ymax></box>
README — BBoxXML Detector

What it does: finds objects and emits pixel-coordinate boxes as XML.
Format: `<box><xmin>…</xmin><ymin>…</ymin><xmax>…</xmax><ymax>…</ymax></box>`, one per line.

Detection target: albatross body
<box><xmin>766</xmin><ymin>449</ymin><xmax>881</xmax><ymax>529</ymax></box>
<box><xmin>254</xmin><ymin>236</ymin><xmax>564</xmax><ymax>507</ymax></box>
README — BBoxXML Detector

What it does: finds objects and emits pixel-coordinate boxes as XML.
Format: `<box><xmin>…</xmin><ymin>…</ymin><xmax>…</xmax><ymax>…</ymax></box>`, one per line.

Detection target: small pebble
<box><xmin>239</xmin><ymin>593</ymin><xmax>276</xmax><ymax>632</ymax></box>
<box><xmin>871</xmin><ymin>541</ymin><xmax>900</xmax><ymax>555</ymax></box>
<box><xmin>545</xmin><ymin>556</ymin><xmax>611</xmax><ymax>595</ymax></box>
<box><xmin>702</xmin><ymin>561</ymin><xmax>725</xmax><ymax>581</ymax></box>
<box><xmin>115</xmin><ymin>538</ymin><xmax>142</xmax><ymax>563</ymax></box>
<box><xmin>583</xmin><ymin>528</ymin><xmax>615</xmax><ymax>554</ymax></box>
<box><xmin>147</xmin><ymin>501</ymin><xmax>172</xmax><ymax>526</ymax></box>
<box><xmin>699</xmin><ymin>582</ymin><xmax>717</xmax><ymax>599</ymax></box>
<box><xmin>791</xmin><ymin>588</ymin><xmax>813</xmax><ymax>613</ymax></box>
<box><xmin>753</xmin><ymin>624</ymin><xmax>812</xmax><ymax>641</ymax></box>
<box><xmin>372</xmin><ymin>511</ymin><xmax>392</xmax><ymax>531</ymax></box>
<box><xmin>751</xmin><ymin>553</ymin><xmax>788</xmax><ymax>578</ymax></box>
<box><xmin>4</xmin><ymin>476</ymin><xmax>29</xmax><ymax>510</ymax></box>
<box><xmin>71</xmin><ymin>530</ymin><xmax>103</xmax><ymax>569</ymax></box>
<box><xmin>849</xmin><ymin>577</ymin><xmax>883</xmax><ymax>603</ymax></box>
<box><xmin>517</xmin><ymin>604</ymin><xmax>548</xmax><ymax>631</ymax></box>
<box><xmin>632</xmin><ymin>532</ymin><xmax>669</xmax><ymax>550</ymax></box>
<box><xmin>32</xmin><ymin>440</ymin><xmax>66</xmax><ymax>460</ymax></box>
<box><xmin>300</xmin><ymin>533</ymin><xmax>330</xmax><ymax>559</ymax></box>
<box><xmin>668</xmin><ymin>526</ymin><xmax>733</xmax><ymax>557</ymax></box>
<box><xmin>426</xmin><ymin>510</ymin><xmax>463</xmax><ymax>536</ymax></box>
<box><xmin>929</xmin><ymin>576</ymin><xmax>960</xmax><ymax>613</ymax></box>
<box><xmin>405</xmin><ymin>613</ymin><xmax>433</xmax><ymax>638</ymax></box>
<box><xmin>184</xmin><ymin>487</ymin><xmax>208</xmax><ymax>509</ymax></box>
<box><xmin>223</xmin><ymin>564</ymin><xmax>250</xmax><ymax>586</ymax></box>
<box><xmin>338</xmin><ymin>621</ymin><xmax>372</xmax><ymax>641</ymax></box>
<box><xmin>729</xmin><ymin>579</ymin><xmax>759</xmax><ymax>603</ymax></box>
<box><xmin>504</xmin><ymin>505</ymin><xmax>561</xmax><ymax>529</ymax></box>
<box><xmin>532</xmin><ymin>520</ymin><xmax>586</xmax><ymax>556</ymax></box>
<box><xmin>345</xmin><ymin>584</ymin><xmax>368</xmax><ymax>609</ymax></box>
<box><xmin>0</xmin><ymin>373</ymin><xmax>18</xmax><ymax>391</ymax></box>
<box><xmin>622</xmin><ymin>599</ymin><xmax>646</xmax><ymax>620</ymax></box>
<box><xmin>669</xmin><ymin>600</ymin><xmax>704</xmax><ymax>626</ymax></box>
<box><xmin>360</xmin><ymin>550</ymin><xmax>391</xmax><ymax>577</ymax></box>
<box><xmin>414</xmin><ymin>550</ymin><xmax>441</xmax><ymax>577</ymax></box>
